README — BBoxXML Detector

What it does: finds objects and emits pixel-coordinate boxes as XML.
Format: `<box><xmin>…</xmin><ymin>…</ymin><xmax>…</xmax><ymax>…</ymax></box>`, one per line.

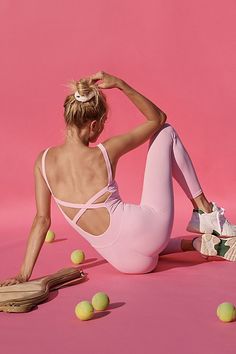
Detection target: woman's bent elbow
<box><xmin>35</xmin><ymin>215</ymin><xmax>51</xmax><ymax>228</ymax></box>
<box><xmin>161</xmin><ymin>112</ymin><xmax>167</xmax><ymax>125</ymax></box>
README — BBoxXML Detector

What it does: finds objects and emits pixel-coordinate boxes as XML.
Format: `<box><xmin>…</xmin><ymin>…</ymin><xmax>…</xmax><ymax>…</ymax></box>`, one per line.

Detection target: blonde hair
<box><xmin>63</xmin><ymin>78</ymin><xmax>108</xmax><ymax>129</ymax></box>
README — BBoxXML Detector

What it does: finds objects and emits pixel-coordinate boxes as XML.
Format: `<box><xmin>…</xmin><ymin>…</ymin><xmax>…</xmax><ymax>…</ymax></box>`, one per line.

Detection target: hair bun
<box><xmin>63</xmin><ymin>77</ymin><xmax>108</xmax><ymax>130</ymax></box>
<box><xmin>67</xmin><ymin>78</ymin><xmax>99</xmax><ymax>105</ymax></box>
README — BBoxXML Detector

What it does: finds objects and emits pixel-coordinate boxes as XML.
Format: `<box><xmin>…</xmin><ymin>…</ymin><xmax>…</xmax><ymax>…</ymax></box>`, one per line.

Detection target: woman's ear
<box><xmin>90</xmin><ymin>120</ymin><xmax>98</xmax><ymax>132</ymax></box>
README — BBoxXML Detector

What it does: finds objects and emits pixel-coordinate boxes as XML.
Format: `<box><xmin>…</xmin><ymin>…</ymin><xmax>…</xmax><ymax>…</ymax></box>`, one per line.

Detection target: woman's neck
<box><xmin>64</xmin><ymin>126</ymin><xmax>90</xmax><ymax>147</ymax></box>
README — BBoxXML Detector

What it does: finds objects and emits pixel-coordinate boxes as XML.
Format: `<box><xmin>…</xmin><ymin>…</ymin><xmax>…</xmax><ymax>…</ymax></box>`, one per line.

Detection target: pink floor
<box><xmin>1</xmin><ymin>198</ymin><xmax>236</xmax><ymax>354</ymax></box>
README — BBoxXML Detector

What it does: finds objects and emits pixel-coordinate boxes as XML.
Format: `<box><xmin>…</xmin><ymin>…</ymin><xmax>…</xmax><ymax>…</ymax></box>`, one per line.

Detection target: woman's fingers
<box><xmin>89</xmin><ymin>71</ymin><xmax>104</xmax><ymax>81</ymax></box>
<box><xmin>87</xmin><ymin>71</ymin><xmax>105</xmax><ymax>84</ymax></box>
<box><xmin>0</xmin><ymin>277</ymin><xmax>21</xmax><ymax>287</ymax></box>
<box><xmin>0</xmin><ymin>280</ymin><xmax>10</xmax><ymax>286</ymax></box>
<box><xmin>83</xmin><ymin>71</ymin><xmax>118</xmax><ymax>89</ymax></box>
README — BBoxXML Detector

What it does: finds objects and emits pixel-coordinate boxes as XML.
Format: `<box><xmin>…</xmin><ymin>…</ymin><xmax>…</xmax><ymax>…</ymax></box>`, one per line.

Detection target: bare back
<box><xmin>40</xmin><ymin>120</ymin><xmax>166</xmax><ymax>236</ymax></box>
<box><xmin>40</xmin><ymin>142</ymin><xmax>118</xmax><ymax>236</ymax></box>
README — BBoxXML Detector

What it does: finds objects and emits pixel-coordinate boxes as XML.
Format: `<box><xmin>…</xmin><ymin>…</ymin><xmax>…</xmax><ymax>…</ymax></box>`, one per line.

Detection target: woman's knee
<box><xmin>149</xmin><ymin>123</ymin><xmax>177</xmax><ymax>147</ymax></box>
<box><xmin>159</xmin><ymin>123</ymin><xmax>177</xmax><ymax>137</ymax></box>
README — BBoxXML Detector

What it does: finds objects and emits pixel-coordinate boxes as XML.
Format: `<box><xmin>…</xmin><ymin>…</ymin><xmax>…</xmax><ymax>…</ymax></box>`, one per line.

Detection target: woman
<box><xmin>1</xmin><ymin>70</ymin><xmax>236</xmax><ymax>286</ymax></box>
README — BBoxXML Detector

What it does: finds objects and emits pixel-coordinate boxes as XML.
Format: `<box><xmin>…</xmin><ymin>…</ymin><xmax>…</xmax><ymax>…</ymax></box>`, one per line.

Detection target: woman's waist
<box><xmin>77</xmin><ymin>199</ymin><xmax>126</xmax><ymax>248</ymax></box>
<box><xmin>105</xmin><ymin>189</ymin><xmax>123</xmax><ymax>206</ymax></box>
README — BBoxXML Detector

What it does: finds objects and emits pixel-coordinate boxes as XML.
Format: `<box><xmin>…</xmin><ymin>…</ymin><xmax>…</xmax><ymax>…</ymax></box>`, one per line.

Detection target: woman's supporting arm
<box><xmin>0</xmin><ymin>215</ymin><xmax>51</xmax><ymax>286</ymax></box>
<box><xmin>19</xmin><ymin>215</ymin><xmax>51</xmax><ymax>280</ymax></box>
<box><xmin>0</xmin><ymin>215</ymin><xmax>50</xmax><ymax>286</ymax></box>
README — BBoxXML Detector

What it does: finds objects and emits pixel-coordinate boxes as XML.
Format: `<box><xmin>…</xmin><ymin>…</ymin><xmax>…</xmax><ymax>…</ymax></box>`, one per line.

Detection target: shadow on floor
<box><xmin>54</xmin><ymin>235</ymin><xmax>225</xmax><ymax>275</ymax></box>
<box><xmin>152</xmin><ymin>235</ymin><xmax>224</xmax><ymax>273</ymax></box>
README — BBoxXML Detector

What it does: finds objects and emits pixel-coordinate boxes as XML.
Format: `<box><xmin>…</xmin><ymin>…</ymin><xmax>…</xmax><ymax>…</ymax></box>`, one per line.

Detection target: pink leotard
<box><xmin>41</xmin><ymin>123</ymin><xmax>203</xmax><ymax>274</ymax></box>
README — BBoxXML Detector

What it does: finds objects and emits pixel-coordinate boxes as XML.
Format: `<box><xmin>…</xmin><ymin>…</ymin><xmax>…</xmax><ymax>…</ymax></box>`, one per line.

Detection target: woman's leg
<box><xmin>140</xmin><ymin>123</ymin><xmax>207</xmax><ymax>255</ymax></box>
<box><xmin>171</xmin><ymin>131</ymin><xmax>212</xmax><ymax>212</ymax></box>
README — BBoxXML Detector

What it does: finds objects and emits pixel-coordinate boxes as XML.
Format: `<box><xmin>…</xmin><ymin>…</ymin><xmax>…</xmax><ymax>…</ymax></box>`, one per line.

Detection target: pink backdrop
<box><xmin>1</xmin><ymin>0</ymin><xmax>236</xmax><ymax>214</ymax></box>
<box><xmin>1</xmin><ymin>1</ymin><xmax>236</xmax><ymax>354</ymax></box>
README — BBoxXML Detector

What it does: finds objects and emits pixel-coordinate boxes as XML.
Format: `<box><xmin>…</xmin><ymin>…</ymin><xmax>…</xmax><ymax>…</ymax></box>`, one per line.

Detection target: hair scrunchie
<box><xmin>74</xmin><ymin>90</ymin><xmax>95</xmax><ymax>102</ymax></box>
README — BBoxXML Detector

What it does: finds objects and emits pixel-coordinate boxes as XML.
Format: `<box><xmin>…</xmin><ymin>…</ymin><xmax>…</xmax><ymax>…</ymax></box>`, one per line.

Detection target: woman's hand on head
<box><xmin>0</xmin><ymin>273</ymin><xmax>28</xmax><ymax>287</ymax></box>
<box><xmin>87</xmin><ymin>71</ymin><xmax>122</xmax><ymax>89</ymax></box>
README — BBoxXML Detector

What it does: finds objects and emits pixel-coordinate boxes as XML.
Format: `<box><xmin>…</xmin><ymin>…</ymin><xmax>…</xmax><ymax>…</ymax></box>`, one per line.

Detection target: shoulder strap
<box><xmin>97</xmin><ymin>143</ymin><xmax>112</xmax><ymax>184</ymax></box>
<box><xmin>41</xmin><ymin>147</ymin><xmax>53</xmax><ymax>194</ymax></box>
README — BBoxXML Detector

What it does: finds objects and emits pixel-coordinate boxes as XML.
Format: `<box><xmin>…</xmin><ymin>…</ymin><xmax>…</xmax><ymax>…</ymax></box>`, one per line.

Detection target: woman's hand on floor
<box><xmin>0</xmin><ymin>273</ymin><xmax>28</xmax><ymax>287</ymax></box>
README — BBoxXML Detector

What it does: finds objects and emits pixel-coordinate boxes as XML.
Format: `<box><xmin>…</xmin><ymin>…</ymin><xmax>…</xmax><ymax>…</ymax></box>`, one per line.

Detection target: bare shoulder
<box><xmin>34</xmin><ymin>147</ymin><xmax>53</xmax><ymax>171</ymax></box>
<box><xmin>34</xmin><ymin>150</ymin><xmax>45</xmax><ymax>168</ymax></box>
<box><xmin>100</xmin><ymin>121</ymin><xmax>161</xmax><ymax>163</ymax></box>
<box><xmin>100</xmin><ymin>136</ymin><xmax>122</xmax><ymax>164</ymax></box>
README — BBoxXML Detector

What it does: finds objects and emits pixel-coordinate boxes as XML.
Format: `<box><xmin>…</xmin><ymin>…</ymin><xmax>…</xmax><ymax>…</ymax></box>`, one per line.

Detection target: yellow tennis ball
<box><xmin>75</xmin><ymin>301</ymin><xmax>94</xmax><ymax>321</ymax></box>
<box><xmin>70</xmin><ymin>250</ymin><xmax>85</xmax><ymax>264</ymax></box>
<box><xmin>92</xmin><ymin>292</ymin><xmax>110</xmax><ymax>311</ymax></box>
<box><xmin>45</xmin><ymin>230</ymin><xmax>55</xmax><ymax>243</ymax></box>
<box><xmin>217</xmin><ymin>302</ymin><xmax>236</xmax><ymax>322</ymax></box>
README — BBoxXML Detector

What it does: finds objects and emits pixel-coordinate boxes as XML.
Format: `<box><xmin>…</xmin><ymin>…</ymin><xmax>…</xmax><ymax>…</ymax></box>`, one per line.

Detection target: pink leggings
<box><xmin>140</xmin><ymin>123</ymin><xmax>203</xmax><ymax>257</ymax></box>
<box><xmin>96</xmin><ymin>123</ymin><xmax>203</xmax><ymax>273</ymax></box>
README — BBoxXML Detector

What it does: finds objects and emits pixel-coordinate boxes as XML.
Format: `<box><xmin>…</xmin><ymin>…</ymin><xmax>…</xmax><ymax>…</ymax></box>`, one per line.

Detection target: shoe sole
<box><xmin>200</xmin><ymin>234</ymin><xmax>236</xmax><ymax>261</ymax></box>
<box><xmin>187</xmin><ymin>225</ymin><xmax>205</xmax><ymax>234</ymax></box>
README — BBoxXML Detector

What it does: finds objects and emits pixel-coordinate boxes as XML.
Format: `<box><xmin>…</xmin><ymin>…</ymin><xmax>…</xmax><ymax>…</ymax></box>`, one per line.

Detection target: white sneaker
<box><xmin>192</xmin><ymin>234</ymin><xmax>236</xmax><ymax>261</ymax></box>
<box><xmin>186</xmin><ymin>201</ymin><xmax>236</xmax><ymax>237</ymax></box>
